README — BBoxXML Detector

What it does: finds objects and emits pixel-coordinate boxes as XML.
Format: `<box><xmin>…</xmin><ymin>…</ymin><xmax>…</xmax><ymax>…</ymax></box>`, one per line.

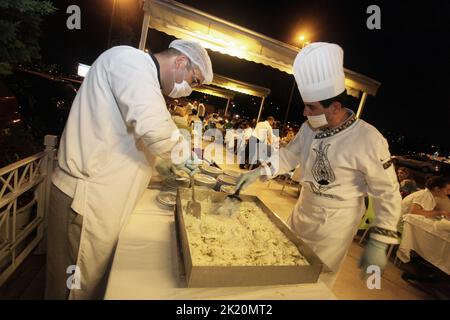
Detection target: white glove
<box><xmin>235</xmin><ymin>168</ymin><xmax>263</xmax><ymax>191</ymax></box>
<box><xmin>358</xmin><ymin>238</ymin><xmax>388</xmax><ymax>278</ymax></box>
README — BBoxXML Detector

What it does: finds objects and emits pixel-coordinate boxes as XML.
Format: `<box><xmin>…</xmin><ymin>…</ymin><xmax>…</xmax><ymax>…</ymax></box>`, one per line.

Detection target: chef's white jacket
<box><xmin>51</xmin><ymin>46</ymin><xmax>187</xmax><ymax>299</ymax></box>
<box><xmin>267</xmin><ymin>113</ymin><xmax>402</xmax><ymax>244</ymax></box>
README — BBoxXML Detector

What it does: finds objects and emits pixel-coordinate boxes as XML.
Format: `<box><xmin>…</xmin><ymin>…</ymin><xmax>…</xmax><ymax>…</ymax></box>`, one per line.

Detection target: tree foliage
<box><xmin>0</xmin><ymin>0</ymin><xmax>56</xmax><ymax>76</ymax></box>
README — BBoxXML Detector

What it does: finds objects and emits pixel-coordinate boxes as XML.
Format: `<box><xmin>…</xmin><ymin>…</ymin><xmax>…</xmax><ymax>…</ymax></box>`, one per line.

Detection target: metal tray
<box><xmin>175</xmin><ymin>187</ymin><xmax>330</xmax><ymax>288</ymax></box>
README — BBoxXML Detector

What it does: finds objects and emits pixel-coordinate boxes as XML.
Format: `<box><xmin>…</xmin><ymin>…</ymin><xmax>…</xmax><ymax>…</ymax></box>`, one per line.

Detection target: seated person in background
<box><xmin>400</xmin><ymin>179</ymin><xmax>419</xmax><ymax>198</ymax></box>
<box><xmin>197</xmin><ymin>103</ymin><xmax>206</xmax><ymax>120</ymax></box>
<box><xmin>168</xmin><ymin>103</ymin><xmax>176</xmax><ymax>114</ymax></box>
<box><xmin>398</xmin><ymin>175</ymin><xmax>450</xmax><ymax>233</ymax></box>
<box><xmin>171</xmin><ymin>106</ymin><xmax>190</xmax><ymax>131</ymax></box>
<box><xmin>401</xmin><ymin>175</ymin><xmax>450</xmax><ymax>219</ymax></box>
<box><xmin>188</xmin><ymin>109</ymin><xmax>201</xmax><ymax>127</ymax></box>
<box><xmin>280</xmin><ymin>128</ymin><xmax>295</xmax><ymax>147</ymax></box>
<box><xmin>434</xmin><ymin>176</ymin><xmax>450</xmax><ymax>212</ymax></box>
<box><xmin>396</xmin><ymin>167</ymin><xmax>418</xmax><ymax>198</ymax></box>
<box><xmin>435</xmin><ymin>194</ymin><xmax>450</xmax><ymax>212</ymax></box>
<box><xmin>203</xmin><ymin>114</ymin><xmax>216</xmax><ymax>130</ymax></box>
<box><xmin>186</xmin><ymin>101</ymin><xmax>194</xmax><ymax>115</ymax></box>
<box><xmin>215</xmin><ymin>120</ymin><xmax>225</xmax><ymax>130</ymax></box>
<box><xmin>223</xmin><ymin>116</ymin><xmax>234</xmax><ymax>130</ymax></box>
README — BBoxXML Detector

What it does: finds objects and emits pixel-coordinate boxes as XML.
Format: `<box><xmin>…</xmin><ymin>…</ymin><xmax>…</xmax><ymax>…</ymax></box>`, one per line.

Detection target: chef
<box><xmin>46</xmin><ymin>40</ymin><xmax>213</xmax><ymax>299</ymax></box>
<box><xmin>236</xmin><ymin>42</ymin><xmax>401</xmax><ymax>288</ymax></box>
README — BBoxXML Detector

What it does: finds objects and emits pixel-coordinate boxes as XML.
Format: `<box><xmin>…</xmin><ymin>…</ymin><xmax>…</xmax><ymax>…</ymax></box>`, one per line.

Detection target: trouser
<box><xmin>45</xmin><ymin>184</ymin><xmax>83</xmax><ymax>300</ymax></box>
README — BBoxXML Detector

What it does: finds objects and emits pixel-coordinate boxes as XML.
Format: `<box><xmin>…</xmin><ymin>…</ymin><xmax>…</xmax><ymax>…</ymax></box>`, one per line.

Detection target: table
<box><xmin>104</xmin><ymin>189</ymin><xmax>337</xmax><ymax>300</ymax></box>
<box><xmin>397</xmin><ymin>214</ymin><xmax>450</xmax><ymax>275</ymax></box>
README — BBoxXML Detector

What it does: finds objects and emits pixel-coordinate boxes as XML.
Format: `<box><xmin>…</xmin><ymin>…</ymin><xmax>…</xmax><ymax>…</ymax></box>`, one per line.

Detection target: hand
<box><xmin>235</xmin><ymin>168</ymin><xmax>262</xmax><ymax>191</ymax></box>
<box><xmin>358</xmin><ymin>238</ymin><xmax>388</xmax><ymax>278</ymax></box>
<box><xmin>155</xmin><ymin>158</ymin><xmax>173</xmax><ymax>178</ymax></box>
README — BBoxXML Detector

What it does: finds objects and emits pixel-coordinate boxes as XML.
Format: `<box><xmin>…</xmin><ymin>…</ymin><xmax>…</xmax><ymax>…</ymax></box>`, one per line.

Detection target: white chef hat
<box><xmin>293</xmin><ymin>42</ymin><xmax>346</xmax><ymax>103</ymax></box>
<box><xmin>169</xmin><ymin>39</ymin><xmax>214</xmax><ymax>84</ymax></box>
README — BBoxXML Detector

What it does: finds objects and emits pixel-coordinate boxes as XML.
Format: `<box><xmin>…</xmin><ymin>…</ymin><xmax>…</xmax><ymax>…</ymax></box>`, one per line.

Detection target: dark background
<box><xmin>39</xmin><ymin>0</ymin><xmax>450</xmax><ymax>155</ymax></box>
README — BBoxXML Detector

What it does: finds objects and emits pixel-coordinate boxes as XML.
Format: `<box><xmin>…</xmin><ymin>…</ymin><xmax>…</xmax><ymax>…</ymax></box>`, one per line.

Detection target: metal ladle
<box><xmin>226</xmin><ymin>185</ymin><xmax>242</xmax><ymax>202</ymax></box>
<box><xmin>186</xmin><ymin>174</ymin><xmax>201</xmax><ymax>219</ymax></box>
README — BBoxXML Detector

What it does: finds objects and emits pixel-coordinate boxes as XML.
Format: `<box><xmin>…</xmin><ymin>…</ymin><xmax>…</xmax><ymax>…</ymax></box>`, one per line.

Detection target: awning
<box><xmin>193</xmin><ymin>83</ymin><xmax>234</xmax><ymax>117</ymax></box>
<box><xmin>193</xmin><ymin>84</ymin><xmax>234</xmax><ymax>101</ymax></box>
<box><xmin>139</xmin><ymin>0</ymin><xmax>380</xmax><ymax>118</ymax></box>
<box><xmin>193</xmin><ymin>74</ymin><xmax>270</xmax><ymax>118</ymax></box>
<box><xmin>211</xmin><ymin>74</ymin><xmax>270</xmax><ymax>98</ymax></box>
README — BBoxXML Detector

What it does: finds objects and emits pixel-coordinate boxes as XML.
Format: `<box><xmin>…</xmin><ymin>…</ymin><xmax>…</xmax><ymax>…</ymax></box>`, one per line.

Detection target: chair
<box><xmin>357</xmin><ymin>198</ymin><xmax>402</xmax><ymax>265</ymax></box>
<box><xmin>357</xmin><ymin>197</ymin><xmax>376</xmax><ymax>245</ymax></box>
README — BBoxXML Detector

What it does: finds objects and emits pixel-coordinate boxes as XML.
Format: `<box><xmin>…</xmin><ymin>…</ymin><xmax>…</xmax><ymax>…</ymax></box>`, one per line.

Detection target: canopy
<box><xmin>193</xmin><ymin>85</ymin><xmax>234</xmax><ymax>101</ymax></box>
<box><xmin>193</xmin><ymin>74</ymin><xmax>270</xmax><ymax>118</ymax></box>
<box><xmin>139</xmin><ymin>0</ymin><xmax>380</xmax><ymax>118</ymax></box>
<box><xmin>192</xmin><ymin>83</ymin><xmax>235</xmax><ymax>116</ymax></box>
<box><xmin>211</xmin><ymin>74</ymin><xmax>270</xmax><ymax>98</ymax></box>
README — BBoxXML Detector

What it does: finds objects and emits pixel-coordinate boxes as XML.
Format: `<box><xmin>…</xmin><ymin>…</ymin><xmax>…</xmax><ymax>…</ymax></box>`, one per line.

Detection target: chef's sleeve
<box><xmin>261</xmin><ymin>123</ymin><xmax>306</xmax><ymax>177</ymax></box>
<box><xmin>107</xmin><ymin>48</ymin><xmax>189</xmax><ymax>164</ymax></box>
<box><xmin>358</xmin><ymin>130</ymin><xmax>402</xmax><ymax>244</ymax></box>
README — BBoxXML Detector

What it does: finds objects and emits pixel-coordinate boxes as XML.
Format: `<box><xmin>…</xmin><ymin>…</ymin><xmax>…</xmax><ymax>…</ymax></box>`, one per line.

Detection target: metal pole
<box><xmin>139</xmin><ymin>13</ymin><xmax>151</xmax><ymax>50</ymax></box>
<box><xmin>356</xmin><ymin>92</ymin><xmax>368</xmax><ymax>119</ymax></box>
<box><xmin>282</xmin><ymin>79</ymin><xmax>296</xmax><ymax>132</ymax></box>
<box><xmin>256</xmin><ymin>96</ymin><xmax>266</xmax><ymax>123</ymax></box>
<box><xmin>107</xmin><ymin>0</ymin><xmax>117</xmax><ymax>49</ymax></box>
<box><xmin>224</xmin><ymin>98</ymin><xmax>231</xmax><ymax>116</ymax></box>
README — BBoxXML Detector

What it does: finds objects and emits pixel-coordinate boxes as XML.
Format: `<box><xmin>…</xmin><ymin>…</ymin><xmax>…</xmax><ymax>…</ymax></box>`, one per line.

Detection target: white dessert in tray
<box><xmin>183</xmin><ymin>198</ymin><xmax>309</xmax><ymax>267</ymax></box>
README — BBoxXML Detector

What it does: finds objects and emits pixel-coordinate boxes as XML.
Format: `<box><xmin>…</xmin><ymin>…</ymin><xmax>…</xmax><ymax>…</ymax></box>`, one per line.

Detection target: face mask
<box><xmin>169</xmin><ymin>80</ymin><xmax>192</xmax><ymax>98</ymax></box>
<box><xmin>307</xmin><ymin>114</ymin><xmax>328</xmax><ymax>128</ymax></box>
<box><xmin>168</xmin><ymin>64</ymin><xmax>193</xmax><ymax>98</ymax></box>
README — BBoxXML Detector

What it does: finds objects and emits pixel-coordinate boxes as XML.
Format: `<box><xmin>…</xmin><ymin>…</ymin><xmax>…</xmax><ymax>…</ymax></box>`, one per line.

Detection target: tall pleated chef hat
<box><xmin>169</xmin><ymin>39</ymin><xmax>214</xmax><ymax>84</ymax></box>
<box><xmin>293</xmin><ymin>42</ymin><xmax>346</xmax><ymax>103</ymax></box>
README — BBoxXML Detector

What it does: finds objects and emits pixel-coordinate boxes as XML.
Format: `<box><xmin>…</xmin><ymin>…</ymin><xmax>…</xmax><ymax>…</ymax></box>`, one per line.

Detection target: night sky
<box><xmin>39</xmin><ymin>0</ymin><xmax>450</xmax><ymax>155</ymax></box>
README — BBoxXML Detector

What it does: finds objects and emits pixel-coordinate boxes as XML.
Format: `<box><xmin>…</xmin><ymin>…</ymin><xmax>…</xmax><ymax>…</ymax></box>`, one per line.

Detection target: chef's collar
<box><xmin>148</xmin><ymin>52</ymin><xmax>162</xmax><ymax>89</ymax></box>
<box><xmin>315</xmin><ymin>108</ymin><xmax>357</xmax><ymax>139</ymax></box>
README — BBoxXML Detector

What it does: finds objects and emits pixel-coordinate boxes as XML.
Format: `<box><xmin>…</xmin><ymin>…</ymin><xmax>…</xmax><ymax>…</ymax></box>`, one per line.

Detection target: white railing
<box><xmin>0</xmin><ymin>135</ymin><xmax>57</xmax><ymax>286</ymax></box>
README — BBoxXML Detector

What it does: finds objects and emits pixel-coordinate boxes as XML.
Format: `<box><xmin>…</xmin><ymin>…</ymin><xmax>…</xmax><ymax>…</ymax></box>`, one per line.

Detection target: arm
<box><xmin>409</xmin><ymin>204</ymin><xmax>449</xmax><ymax>218</ymax></box>
<box><xmin>358</xmin><ymin>131</ymin><xmax>402</xmax><ymax>244</ymax></box>
<box><xmin>267</xmin><ymin>124</ymin><xmax>273</xmax><ymax>145</ymax></box>
<box><xmin>108</xmin><ymin>48</ymin><xmax>189</xmax><ymax>164</ymax></box>
<box><xmin>260</xmin><ymin>123</ymin><xmax>308</xmax><ymax>177</ymax></box>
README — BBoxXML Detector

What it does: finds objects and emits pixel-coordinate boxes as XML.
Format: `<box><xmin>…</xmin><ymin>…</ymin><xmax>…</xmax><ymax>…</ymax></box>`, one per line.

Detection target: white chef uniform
<box><xmin>262</xmin><ymin>42</ymin><xmax>401</xmax><ymax>288</ymax></box>
<box><xmin>51</xmin><ymin>46</ymin><xmax>187</xmax><ymax>299</ymax></box>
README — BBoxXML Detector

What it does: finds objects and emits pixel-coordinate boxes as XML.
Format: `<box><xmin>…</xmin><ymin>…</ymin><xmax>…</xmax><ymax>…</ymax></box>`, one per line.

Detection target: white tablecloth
<box><xmin>397</xmin><ymin>214</ymin><xmax>450</xmax><ymax>275</ymax></box>
<box><xmin>104</xmin><ymin>189</ymin><xmax>337</xmax><ymax>300</ymax></box>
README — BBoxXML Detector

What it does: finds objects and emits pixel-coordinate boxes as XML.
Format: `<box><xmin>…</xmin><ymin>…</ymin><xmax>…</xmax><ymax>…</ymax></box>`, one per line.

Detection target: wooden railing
<box><xmin>0</xmin><ymin>135</ymin><xmax>57</xmax><ymax>286</ymax></box>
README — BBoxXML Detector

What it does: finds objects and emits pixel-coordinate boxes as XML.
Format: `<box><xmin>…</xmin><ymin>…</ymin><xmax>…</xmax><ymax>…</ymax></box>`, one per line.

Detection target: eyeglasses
<box><xmin>191</xmin><ymin>73</ymin><xmax>201</xmax><ymax>87</ymax></box>
<box><xmin>187</xmin><ymin>60</ymin><xmax>201</xmax><ymax>88</ymax></box>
